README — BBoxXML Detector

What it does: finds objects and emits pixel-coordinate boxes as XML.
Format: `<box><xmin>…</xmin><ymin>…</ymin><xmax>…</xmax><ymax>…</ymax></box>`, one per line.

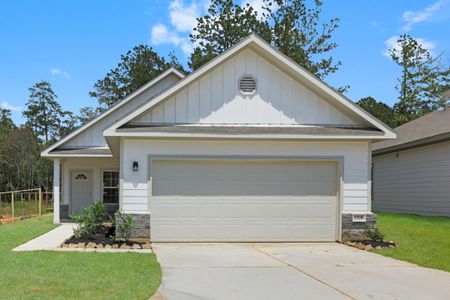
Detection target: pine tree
<box><xmin>89</xmin><ymin>45</ymin><xmax>185</xmax><ymax>111</ymax></box>
<box><xmin>189</xmin><ymin>0</ymin><xmax>341</xmax><ymax>82</ymax></box>
<box><xmin>389</xmin><ymin>35</ymin><xmax>450</xmax><ymax>122</ymax></box>
<box><xmin>23</xmin><ymin>81</ymin><xmax>64</xmax><ymax>143</ymax></box>
<box><xmin>189</xmin><ymin>0</ymin><xmax>271</xmax><ymax>70</ymax></box>
<box><xmin>0</xmin><ymin>108</ymin><xmax>16</xmax><ymax>140</ymax></box>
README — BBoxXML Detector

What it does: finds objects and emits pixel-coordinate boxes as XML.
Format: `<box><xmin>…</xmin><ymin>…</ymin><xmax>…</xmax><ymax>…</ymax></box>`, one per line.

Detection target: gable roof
<box><xmin>104</xmin><ymin>34</ymin><xmax>396</xmax><ymax>139</ymax></box>
<box><xmin>373</xmin><ymin>109</ymin><xmax>450</xmax><ymax>155</ymax></box>
<box><xmin>41</xmin><ymin>68</ymin><xmax>185</xmax><ymax>157</ymax></box>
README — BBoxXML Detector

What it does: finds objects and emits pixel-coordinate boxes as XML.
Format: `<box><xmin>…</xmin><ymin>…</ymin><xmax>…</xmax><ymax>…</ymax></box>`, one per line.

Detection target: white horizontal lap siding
<box><xmin>131</xmin><ymin>49</ymin><xmax>359</xmax><ymax>126</ymax></box>
<box><xmin>122</xmin><ymin>155</ymin><xmax>149</xmax><ymax>213</ymax></box>
<box><xmin>65</xmin><ymin>74</ymin><xmax>179</xmax><ymax>147</ymax></box>
<box><xmin>121</xmin><ymin>139</ymin><xmax>370</xmax><ymax>214</ymax></box>
<box><xmin>373</xmin><ymin>141</ymin><xmax>450</xmax><ymax>216</ymax></box>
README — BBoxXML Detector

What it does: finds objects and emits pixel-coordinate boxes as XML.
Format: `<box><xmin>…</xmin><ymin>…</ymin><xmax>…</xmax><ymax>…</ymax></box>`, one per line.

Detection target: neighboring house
<box><xmin>42</xmin><ymin>34</ymin><xmax>395</xmax><ymax>242</ymax></box>
<box><xmin>372</xmin><ymin>109</ymin><xmax>450</xmax><ymax>217</ymax></box>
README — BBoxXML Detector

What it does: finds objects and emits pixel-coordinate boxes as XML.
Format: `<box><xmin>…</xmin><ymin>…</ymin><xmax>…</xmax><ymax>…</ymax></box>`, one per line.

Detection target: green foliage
<box><xmin>89</xmin><ymin>45</ymin><xmax>185</xmax><ymax>111</ymax></box>
<box><xmin>365</xmin><ymin>228</ymin><xmax>384</xmax><ymax>242</ymax></box>
<box><xmin>0</xmin><ymin>128</ymin><xmax>41</xmax><ymax>190</ymax></box>
<box><xmin>23</xmin><ymin>81</ymin><xmax>76</xmax><ymax>143</ymax></box>
<box><xmin>70</xmin><ymin>202</ymin><xmax>107</xmax><ymax>238</ymax></box>
<box><xmin>189</xmin><ymin>0</ymin><xmax>271</xmax><ymax>70</ymax></box>
<box><xmin>0</xmin><ymin>108</ymin><xmax>16</xmax><ymax>140</ymax></box>
<box><xmin>270</xmin><ymin>0</ymin><xmax>341</xmax><ymax>80</ymax></box>
<box><xmin>357</xmin><ymin>97</ymin><xmax>398</xmax><ymax>128</ymax></box>
<box><xmin>389</xmin><ymin>34</ymin><xmax>450</xmax><ymax>123</ymax></box>
<box><xmin>190</xmin><ymin>0</ymin><xmax>341</xmax><ymax>82</ymax></box>
<box><xmin>115</xmin><ymin>211</ymin><xmax>135</xmax><ymax>241</ymax></box>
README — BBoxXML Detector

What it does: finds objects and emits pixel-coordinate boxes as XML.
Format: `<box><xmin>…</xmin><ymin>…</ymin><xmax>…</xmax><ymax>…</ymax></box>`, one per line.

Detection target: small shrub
<box><xmin>70</xmin><ymin>202</ymin><xmax>107</xmax><ymax>238</ymax></box>
<box><xmin>365</xmin><ymin>228</ymin><xmax>384</xmax><ymax>242</ymax></box>
<box><xmin>115</xmin><ymin>212</ymin><xmax>135</xmax><ymax>241</ymax></box>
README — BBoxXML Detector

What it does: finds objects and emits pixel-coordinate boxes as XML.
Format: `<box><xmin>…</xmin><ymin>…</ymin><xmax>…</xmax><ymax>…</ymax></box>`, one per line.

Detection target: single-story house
<box><xmin>372</xmin><ymin>109</ymin><xmax>450</xmax><ymax>217</ymax></box>
<box><xmin>42</xmin><ymin>34</ymin><xmax>395</xmax><ymax>242</ymax></box>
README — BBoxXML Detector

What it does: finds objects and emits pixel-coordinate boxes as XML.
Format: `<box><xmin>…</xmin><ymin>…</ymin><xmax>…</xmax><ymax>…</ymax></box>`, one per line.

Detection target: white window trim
<box><xmin>101</xmin><ymin>169</ymin><xmax>120</xmax><ymax>204</ymax></box>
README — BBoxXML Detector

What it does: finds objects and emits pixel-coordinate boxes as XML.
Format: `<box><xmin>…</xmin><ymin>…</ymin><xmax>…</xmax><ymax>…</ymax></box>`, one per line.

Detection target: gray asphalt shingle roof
<box><xmin>372</xmin><ymin>109</ymin><xmax>450</xmax><ymax>154</ymax></box>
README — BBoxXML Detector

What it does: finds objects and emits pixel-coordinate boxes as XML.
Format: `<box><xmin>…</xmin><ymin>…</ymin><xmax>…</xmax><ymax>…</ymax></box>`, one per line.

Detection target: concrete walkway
<box><xmin>13</xmin><ymin>223</ymin><xmax>76</xmax><ymax>251</ymax></box>
<box><xmin>152</xmin><ymin>243</ymin><xmax>450</xmax><ymax>300</ymax></box>
<box><xmin>12</xmin><ymin>223</ymin><xmax>152</xmax><ymax>253</ymax></box>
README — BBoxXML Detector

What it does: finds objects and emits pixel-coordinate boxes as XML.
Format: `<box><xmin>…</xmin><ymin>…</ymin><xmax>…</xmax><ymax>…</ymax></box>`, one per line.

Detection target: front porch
<box><xmin>52</xmin><ymin>157</ymin><xmax>120</xmax><ymax>223</ymax></box>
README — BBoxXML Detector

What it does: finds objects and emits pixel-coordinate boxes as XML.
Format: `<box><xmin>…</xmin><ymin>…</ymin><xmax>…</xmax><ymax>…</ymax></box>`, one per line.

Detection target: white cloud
<box><xmin>150</xmin><ymin>24</ymin><xmax>193</xmax><ymax>55</ymax></box>
<box><xmin>401</xmin><ymin>0</ymin><xmax>447</xmax><ymax>32</ymax></box>
<box><xmin>169</xmin><ymin>0</ymin><xmax>202</xmax><ymax>32</ymax></box>
<box><xmin>50</xmin><ymin>67</ymin><xmax>70</xmax><ymax>79</ymax></box>
<box><xmin>150</xmin><ymin>0</ymin><xmax>271</xmax><ymax>56</ymax></box>
<box><xmin>149</xmin><ymin>1</ymin><xmax>209</xmax><ymax>56</ymax></box>
<box><xmin>382</xmin><ymin>35</ymin><xmax>436</xmax><ymax>57</ymax></box>
<box><xmin>1</xmin><ymin>101</ymin><xmax>22</xmax><ymax>112</ymax></box>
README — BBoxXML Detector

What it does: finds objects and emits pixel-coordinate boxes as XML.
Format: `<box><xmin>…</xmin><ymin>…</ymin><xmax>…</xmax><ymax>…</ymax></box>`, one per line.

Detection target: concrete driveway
<box><xmin>151</xmin><ymin>243</ymin><xmax>450</xmax><ymax>300</ymax></box>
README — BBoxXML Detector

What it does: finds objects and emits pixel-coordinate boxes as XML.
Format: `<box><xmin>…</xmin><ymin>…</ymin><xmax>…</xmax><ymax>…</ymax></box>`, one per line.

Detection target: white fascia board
<box><xmin>41</xmin><ymin>154</ymin><xmax>113</xmax><ymax>158</ymax></box>
<box><xmin>40</xmin><ymin>68</ymin><xmax>185</xmax><ymax>157</ymax></box>
<box><xmin>104</xmin><ymin>34</ymin><xmax>396</xmax><ymax>139</ymax></box>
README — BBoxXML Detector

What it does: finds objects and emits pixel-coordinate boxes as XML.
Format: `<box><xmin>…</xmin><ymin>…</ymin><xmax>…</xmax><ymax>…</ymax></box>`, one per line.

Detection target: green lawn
<box><xmin>0</xmin><ymin>214</ymin><xmax>161</xmax><ymax>299</ymax></box>
<box><xmin>375</xmin><ymin>212</ymin><xmax>450</xmax><ymax>272</ymax></box>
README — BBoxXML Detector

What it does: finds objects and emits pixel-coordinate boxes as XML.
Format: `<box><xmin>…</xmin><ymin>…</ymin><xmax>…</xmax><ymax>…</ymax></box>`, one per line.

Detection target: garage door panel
<box><xmin>153</xmin><ymin>180</ymin><xmax>337</xmax><ymax>196</ymax></box>
<box><xmin>150</xmin><ymin>160</ymin><xmax>338</xmax><ymax>241</ymax></box>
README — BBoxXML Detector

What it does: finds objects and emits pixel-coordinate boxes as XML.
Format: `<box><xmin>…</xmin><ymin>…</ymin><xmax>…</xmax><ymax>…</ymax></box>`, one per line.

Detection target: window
<box><xmin>75</xmin><ymin>173</ymin><xmax>87</xmax><ymax>180</ymax></box>
<box><xmin>103</xmin><ymin>171</ymin><xmax>119</xmax><ymax>204</ymax></box>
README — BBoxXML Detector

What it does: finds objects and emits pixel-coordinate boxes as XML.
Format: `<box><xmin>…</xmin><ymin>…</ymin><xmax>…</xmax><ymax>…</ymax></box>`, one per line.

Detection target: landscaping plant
<box><xmin>114</xmin><ymin>211</ymin><xmax>135</xmax><ymax>241</ymax></box>
<box><xmin>365</xmin><ymin>228</ymin><xmax>384</xmax><ymax>242</ymax></box>
<box><xmin>70</xmin><ymin>202</ymin><xmax>107</xmax><ymax>238</ymax></box>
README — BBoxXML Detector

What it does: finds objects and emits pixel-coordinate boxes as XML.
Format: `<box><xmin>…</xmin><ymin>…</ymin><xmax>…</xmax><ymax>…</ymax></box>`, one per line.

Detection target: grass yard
<box><xmin>375</xmin><ymin>212</ymin><xmax>450</xmax><ymax>273</ymax></box>
<box><xmin>0</xmin><ymin>214</ymin><xmax>161</xmax><ymax>299</ymax></box>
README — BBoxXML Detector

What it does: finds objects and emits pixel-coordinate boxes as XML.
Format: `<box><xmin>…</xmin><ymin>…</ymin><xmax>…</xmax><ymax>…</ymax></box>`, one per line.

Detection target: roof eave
<box><xmin>40</xmin><ymin>67</ymin><xmax>185</xmax><ymax>157</ymax></box>
<box><xmin>373</xmin><ymin>132</ymin><xmax>450</xmax><ymax>156</ymax></box>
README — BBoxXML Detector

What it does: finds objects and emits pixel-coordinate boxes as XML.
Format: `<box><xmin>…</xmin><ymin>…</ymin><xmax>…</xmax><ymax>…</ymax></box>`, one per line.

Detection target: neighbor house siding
<box><xmin>373</xmin><ymin>141</ymin><xmax>450</xmax><ymax>216</ymax></box>
<box><xmin>64</xmin><ymin>74</ymin><xmax>180</xmax><ymax>147</ymax></box>
<box><xmin>121</xmin><ymin>139</ymin><xmax>371</xmax><ymax>213</ymax></box>
<box><xmin>131</xmin><ymin>49</ymin><xmax>361</xmax><ymax>126</ymax></box>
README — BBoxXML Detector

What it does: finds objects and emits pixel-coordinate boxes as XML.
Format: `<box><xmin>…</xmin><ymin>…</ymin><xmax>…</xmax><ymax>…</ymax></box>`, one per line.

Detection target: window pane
<box><xmin>111</xmin><ymin>172</ymin><xmax>119</xmax><ymax>187</ymax></box>
<box><xmin>103</xmin><ymin>171</ymin><xmax>119</xmax><ymax>203</ymax></box>
<box><xmin>103</xmin><ymin>188</ymin><xmax>118</xmax><ymax>203</ymax></box>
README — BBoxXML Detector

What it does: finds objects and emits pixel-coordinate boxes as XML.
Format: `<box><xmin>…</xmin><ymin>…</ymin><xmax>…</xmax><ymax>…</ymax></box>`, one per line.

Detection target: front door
<box><xmin>71</xmin><ymin>171</ymin><xmax>93</xmax><ymax>215</ymax></box>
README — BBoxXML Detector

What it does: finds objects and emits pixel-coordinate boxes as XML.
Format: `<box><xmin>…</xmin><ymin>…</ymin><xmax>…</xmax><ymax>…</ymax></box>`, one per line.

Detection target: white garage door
<box><xmin>150</xmin><ymin>159</ymin><xmax>338</xmax><ymax>242</ymax></box>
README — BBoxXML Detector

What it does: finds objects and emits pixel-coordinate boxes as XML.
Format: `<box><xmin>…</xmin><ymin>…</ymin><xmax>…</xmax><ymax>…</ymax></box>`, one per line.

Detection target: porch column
<box><xmin>53</xmin><ymin>159</ymin><xmax>61</xmax><ymax>224</ymax></box>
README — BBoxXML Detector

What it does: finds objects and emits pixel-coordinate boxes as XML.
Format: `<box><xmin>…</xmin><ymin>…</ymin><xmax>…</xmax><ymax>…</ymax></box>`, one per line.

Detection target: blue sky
<box><xmin>1</xmin><ymin>0</ymin><xmax>449</xmax><ymax>124</ymax></box>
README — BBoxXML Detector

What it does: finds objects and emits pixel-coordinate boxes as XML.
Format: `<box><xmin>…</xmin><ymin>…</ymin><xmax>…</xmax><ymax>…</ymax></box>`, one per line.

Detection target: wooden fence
<box><xmin>0</xmin><ymin>188</ymin><xmax>53</xmax><ymax>223</ymax></box>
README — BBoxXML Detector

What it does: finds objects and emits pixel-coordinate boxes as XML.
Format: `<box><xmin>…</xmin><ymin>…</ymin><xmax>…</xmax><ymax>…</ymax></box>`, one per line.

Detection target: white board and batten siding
<box><xmin>64</xmin><ymin>74</ymin><xmax>180</xmax><ymax>148</ymax></box>
<box><xmin>121</xmin><ymin>139</ymin><xmax>371</xmax><ymax>214</ymax></box>
<box><xmin>373</xmin><ymin>141</ymin><xmax>450</xmax><ymax>216</ymax></box>
<box><xmin>130</xmin><ymin>49</ymin><xmax>362</xmax><ymax>126</ymax></box>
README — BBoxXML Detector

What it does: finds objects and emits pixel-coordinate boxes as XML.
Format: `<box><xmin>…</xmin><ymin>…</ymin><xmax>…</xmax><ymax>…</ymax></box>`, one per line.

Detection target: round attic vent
<box><xmin>239</xmin><ymin>75</ymin><xmax>256</xmax><ymax>95</ymax></box>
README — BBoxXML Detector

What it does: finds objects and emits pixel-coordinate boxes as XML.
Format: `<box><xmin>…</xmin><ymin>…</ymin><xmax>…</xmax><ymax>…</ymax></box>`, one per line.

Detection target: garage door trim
<box><xmin>147</xmin><ymin>155</ymin><xmax>343</xmax><ymax>241</ymax></box>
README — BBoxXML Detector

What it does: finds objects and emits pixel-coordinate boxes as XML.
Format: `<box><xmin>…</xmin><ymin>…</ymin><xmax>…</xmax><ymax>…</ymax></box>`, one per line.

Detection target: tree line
<box><xmin>1</xmin><ymin>0</ymin><xmax>448</xmax><ymax>192</ymax></box>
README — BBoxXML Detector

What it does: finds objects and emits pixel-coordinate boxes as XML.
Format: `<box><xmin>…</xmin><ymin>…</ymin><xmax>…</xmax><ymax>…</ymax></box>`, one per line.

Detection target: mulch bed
<box><xmin>61</xmin><ymin>234</ymin><xmax>151</xmax><ymax>250</ymax></box>
<box><xmin>344</xmin><ymin>240</ymin><xmax>396</xmax><ymax>251</ymax></box>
